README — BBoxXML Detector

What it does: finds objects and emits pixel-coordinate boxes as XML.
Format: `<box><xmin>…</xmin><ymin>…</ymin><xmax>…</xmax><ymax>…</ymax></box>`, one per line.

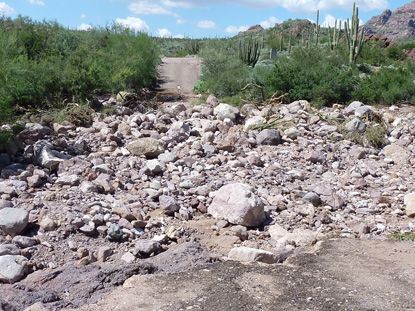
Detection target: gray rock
<box><xmin>0</xmin><ymin>182</ymin><xmax>17</xmax><ymax>197</ymax></box>
<box><xmin>383</xmin><ymin>144</ymin><xmax>409</xmax><ymax>166</ymax></box>
<box><xmin>404</xmin><ymin>193</ymin><xmax>415</xmax><ymax>218</ymax></box>
<box><xmin>268</xmin><ymin>223</ymin><xmax>289</xmax><ymax>241</ymax></box>
<box><xmin>135</xmin><ymin>240</ymin><xmax>162</xmax><ymax>255</ymax></box>
<box><xmin>108</xmin><ymin>223</ymin><xmax>123</xmax><ymax>240</ymax></box>
<box><xmin>214</xmin><ymin>103</ymin><xmax>239</xmax><ymax>122</ymax></box>
<box><xmin>0</xmin><ymin>244</ymin><xmax>21</xmax><ymax>256</ymax></box>
<box><xmin>121</xmin><ymin>252</ymin><xmax>136</xmax><ymax>263</ymax></box>
<box><xmin>228</xmin><ymin>247</ymin><xmax>285</xmax><ymax>264</ymax></box>
<box><xmin>355</xmin><ymin>106</ymin><xmax>373</xmax><ymax>117</ymax></box>
<box><xmin>344</xmin><ymin>101</ymin><xmax>364</xmax><ymax>116</ymax></box>
<box><xmin>33</xmin><ymin>140</ymin><xmax>69</xmax><ymax>170</ymax></box>
<box><xmin>58</xmin><ymin>157</ymin><xmax>92</xmax><ymax>176</ymax></box>
<box><xmin>126</xmin><ymin>138</ymin><xmax>165</xmax><ymax>158</ymax></box>
<box><xmin>0</xmin><ymin>208</ymin><xmax>29</xmax><ymax>235</ymax></box>
<box><xmin>98</xmin><ymin>247</ymin><xmax>113</xmax><ymax>262</ymax></box>
<box><xmin>158</xmin><ymin>152</ymin><xmax>177</xmax><ymax>164</ymax></box>
<box><xmin>26</xmin><ymin>175</ymin><xmax>43</xmax><ymax>188</ymax></box>
<box><xmin>146</xmin><ymin>159</ymin><xmax>165</xmax><ymax>174</ymax></box>
<box><xmin>12</xmin><ymin>236</ymin><xmax>38</xmax><ymax>248</ymax></box>
<box><xmin>55</xmin><ymin>175</ymin><xmax>80</xmax><ymax>186</ymax></box>
<box><xmin>0</xmin><ymin>255</ymin><xmax>27</xmax><ymax>283</ymax></box>
<box><xmin>0</xmin><ymin>199</ymin><xmax>13</xmax><ymax>209</ymax></box>
<box><xmin>208</xmin><ymin>183</ymin><xmax>265</xmax><ymax>227</ymax></box>
<box><xmin>206</xmin><ymin>94</ymin><xmax>219</xmax><ymax>106</ymax></box>
<box><xmin>303</xmin><ymin>192</ymin><xmax>321</xmax><ymax>207</ymax></box>
<box><xmin>80</xmin><ymin>181</ymin><xmax>99</xmax><ymax>194</ymax></box>
<box><xmin>256</xmin><ymin>129</ymin><xmax>282</xmax><ymax>145</ymax></box>
<box><xmin>159</xmin><ymin>195</ymin><xmax>180</xmax><ymax>215</ymax></box>
<box><xmin>345</xmin><ymin>118</ymin><xmax>367</xmax><ymax>133</ymax></box>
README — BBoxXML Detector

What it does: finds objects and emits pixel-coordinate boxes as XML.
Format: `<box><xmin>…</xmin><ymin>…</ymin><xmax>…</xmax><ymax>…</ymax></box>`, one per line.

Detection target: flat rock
<box><xmin>383</xmin><ymin>144</ymin><xmax>410</xmax><ymax>166</ymax></box>
<box><xmin>228</xmin><ymin>247</ymin><xmax>283</xmax><ymax>264</ymax></box>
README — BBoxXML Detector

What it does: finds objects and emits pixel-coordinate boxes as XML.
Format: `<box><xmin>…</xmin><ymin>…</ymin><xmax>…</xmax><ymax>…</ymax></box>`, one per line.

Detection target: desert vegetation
<box><xmin>0</xmin><ymin>16</ymin><xmax>159</xmax><ymax>124</ymax></box>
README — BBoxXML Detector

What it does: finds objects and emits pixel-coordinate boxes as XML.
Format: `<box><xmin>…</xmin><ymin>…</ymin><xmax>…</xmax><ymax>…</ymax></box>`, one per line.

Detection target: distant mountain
<box><xmin>365</xmin><ymin>1</ymin><xmax>415</xmax><ymax>40</ymax></box>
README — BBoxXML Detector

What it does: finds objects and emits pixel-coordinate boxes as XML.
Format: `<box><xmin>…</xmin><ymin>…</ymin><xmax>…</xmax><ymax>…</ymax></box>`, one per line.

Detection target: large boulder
<box><xmin>126</xmin><ymin>138</ymin><xmax>165</xmax><ymax>158</ymax></box>
<box><xmin>0</xmin><ymin>208</ymin><xmax>29</xmax><ymax>235</ymax></box>
<box><xmin>208</xmin><ymin>183</ymin><xmax>265</xmax><ymax>227</ymax></box>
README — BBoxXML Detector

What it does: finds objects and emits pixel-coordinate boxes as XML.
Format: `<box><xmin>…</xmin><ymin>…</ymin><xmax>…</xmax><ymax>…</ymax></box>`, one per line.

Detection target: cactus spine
<box><xmin>239</xmin><ymin>35</ymin><xmax>262</xmax><ymax>68</ymax></box>
<box><xmin>345</xmin><ymin>2</ymin><xmax>365</xmax><ymax>66</ymax></box>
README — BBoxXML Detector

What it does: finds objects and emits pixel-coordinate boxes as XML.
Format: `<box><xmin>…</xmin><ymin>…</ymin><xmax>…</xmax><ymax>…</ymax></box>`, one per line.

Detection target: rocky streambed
<box><xmin>0</xmin><ymin>95</ymin><xmax>415</xmax><ymax>310</ymax></box>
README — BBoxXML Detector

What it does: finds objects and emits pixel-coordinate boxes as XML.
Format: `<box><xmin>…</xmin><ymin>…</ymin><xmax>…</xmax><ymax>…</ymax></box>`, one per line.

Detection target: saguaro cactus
<box><xmin>328</xmin><ymin>19</ymin><xmax>341</xmax><ymax>50</ymax></box>
<box><xmin>314</xmin><ymin>10</ymin><xmax>320</xmax><ymax>45</ymax></box>
<box><xmin>345</xmin><ymin>2</ymin><xmax>365</xmax><ymax>66</ymax></box>
<box><xmin>239</xmin><ymin>35</ymin><xmax>262</xmax><ymax>68</ymax></box>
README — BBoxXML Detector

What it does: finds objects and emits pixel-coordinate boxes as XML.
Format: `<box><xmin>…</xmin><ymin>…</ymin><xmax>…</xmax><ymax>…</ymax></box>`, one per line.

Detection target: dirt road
<box><xmin>158</xmin><ymin>57</ymin><xmax>202</xmax><ymax>94</ymax></box>
<box><xmin>68</xmin><ymin>238</ymin><xmax>415</xmax><ymax>311</ymax></box>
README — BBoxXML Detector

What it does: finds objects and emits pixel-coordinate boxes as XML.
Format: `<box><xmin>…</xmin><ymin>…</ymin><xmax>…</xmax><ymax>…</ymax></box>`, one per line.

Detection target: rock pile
<box><xmin>1</xmin><ymin>94</ymin><xmax>415</xmax><ymax>309</ymax></box>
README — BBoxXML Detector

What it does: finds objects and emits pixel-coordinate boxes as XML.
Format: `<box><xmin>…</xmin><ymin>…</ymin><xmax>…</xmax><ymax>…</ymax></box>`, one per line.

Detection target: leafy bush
<box><xmin>0</xmin><ymin>17</ymin><xmax>159</xmax><ymax>124</ymax></box>
<box><xmin>353</xmin><ymin>64</ymin><xmax>415</xmax><ymax>105</ymax></box>
<box><xmin>264</xmin><ymin>47</ymin><xmax>357</xmax><ymax>106</ymax></box>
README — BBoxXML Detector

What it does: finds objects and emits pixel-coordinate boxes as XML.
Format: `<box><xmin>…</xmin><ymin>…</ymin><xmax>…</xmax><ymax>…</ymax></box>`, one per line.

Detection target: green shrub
<box><xmin>264</xmin><ymin>47</ymin><xmax>357</xmax><ymax>106</ymax></box>
<box><xmin>0</xmin><ymin>17</ymin><xmax>159</xmax><ymax>122</ymax></box>
<box><xmin>353</xmin><ymin>64</ymin><xmax>415</xmax><ymax>105</ymax></box>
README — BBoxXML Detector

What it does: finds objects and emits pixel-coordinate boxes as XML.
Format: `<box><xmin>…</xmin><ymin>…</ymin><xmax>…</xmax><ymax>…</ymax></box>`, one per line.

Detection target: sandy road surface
<box><xmin>158</xmin><ymin>57</ymin><xmax>202</xmax><ymax>94</ymax></box>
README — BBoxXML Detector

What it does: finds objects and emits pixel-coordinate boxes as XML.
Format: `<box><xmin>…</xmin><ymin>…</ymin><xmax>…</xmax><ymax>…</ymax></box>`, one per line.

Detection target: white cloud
<box><xmin>161</xmin><ymin>0</ymin><xmax>200</xmax><ymax>8</ymax></box>
<box><xmin>260</xmin><ymin>16</ymin><xmax>280</xmax><ymax>29</ymax></box>
<box><xmin>77</xmin><ymin>23</ymin><xmax>93</xmax><ymax>31</ymax></box>
<box><xmin>176</xmin><ymin>18</ymin><xmax>186</xmax><ymax>25</ymax></box>
<box><xmin>116</xmin><ymin>16</ymin><xmax>151</xmax><ymax>33</ymax></box>
<box><xmin>114</xmin><ymin>0</ymin><xmax>389</xmax><ymax>15</ymax></box>
<box><xmin>128</xmin><ymin>0</ymin><xmax>176</xmax><ymax>15</ymax></box>
<box><xmin>197</xmin><ymin>20</ymin><xmax>216</xmax><ymax>29</ymax></box>
<box><xmin>174</xmin><ymin>34</ymin><xmax>185</xmax><ymax>38</ymax></box>
<box><xmin>0</xmin><ymin>2</ymin><xmax>15</xmax><ymax>15</ymax></box>
<box><xmin>80</xmin><ymin>14</ymin><xmax>87</xmax><ymax>18</ymax></box>
<box><xmin>157</xmin><ymin>28</ymin><xmax>172</xmax><ymax>38</ymax></box>
<box><xmin>225</xmin><ymin>25</ymin><xmax>249</xmax><ymax>34</ymax></box>
<box><xmin>29</xmin><ymin>0</ymin><xmax>45</xmax><ymax>5</ymax></box>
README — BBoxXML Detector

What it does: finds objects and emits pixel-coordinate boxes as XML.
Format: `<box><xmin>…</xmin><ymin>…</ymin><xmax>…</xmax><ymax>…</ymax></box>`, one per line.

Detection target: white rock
<box><xmin>208</xmin><ymin>183</ymin><xmax>265</xmax><ymax>227</ymax></box>
<box><xmin>244</xmin><ymin>116</ymin><xmax>265</xmax><ymax>132</ymax></box>
<box><xmin>228</xmin><ymin>247</ymin><xmax>281</xmax><ymax>264</ymax></box>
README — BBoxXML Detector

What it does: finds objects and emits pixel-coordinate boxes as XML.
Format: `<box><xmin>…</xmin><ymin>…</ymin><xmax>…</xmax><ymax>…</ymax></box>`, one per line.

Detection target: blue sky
<box><xmin>0</xmin><ymin>0</ymin><xmax>411</xmax><ymax>38</ymax></box>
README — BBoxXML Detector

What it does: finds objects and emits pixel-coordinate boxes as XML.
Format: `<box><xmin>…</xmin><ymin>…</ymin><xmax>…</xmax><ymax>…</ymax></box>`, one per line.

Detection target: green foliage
<box><xmin>0</xmin><ymin>17</ymin><xmax>159</xmax><ymax>123</ymax></box>
<box><xmin>264</xmin><ymin>47</ymin><xmax>357</xmax><ymax>106</ymax></box>
<box><xmin>353</xmin><ymin>64</ymin><xmax>415</xmax><ymax>105</ymax></box>
<box><xmin>390</xmin><ymin>232</ymin><xmax>415</xmax><ymax>242</ymax></box>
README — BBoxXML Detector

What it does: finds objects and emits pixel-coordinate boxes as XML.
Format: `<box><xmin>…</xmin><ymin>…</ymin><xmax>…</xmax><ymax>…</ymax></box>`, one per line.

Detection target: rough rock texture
<box><xmin>208</xmin><ymin>183</ymin><xmax>265</xmax><ymax>227</ymax></box>
<box><xmin>126</xmin><ymin>138</ymin><xmax>165</xmax><ymax>158</ymax></box>
<box><xmin>365</xmin><ymin>2</ymin><xmax>415</xmax><ymax>39</ymax></box>
<box><xmin>228</xmin><ymin>247</ymin><xmax>286</xmax><ymax>264</ymax></box>
<box><xmin>0</xmin><ymin>208</ymin><xmax>29</xmax><ymax>236</ymax></box>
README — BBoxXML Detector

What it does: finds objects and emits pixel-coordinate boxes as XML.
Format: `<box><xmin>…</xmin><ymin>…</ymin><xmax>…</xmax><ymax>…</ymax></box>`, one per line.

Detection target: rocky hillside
<box><xmin>1</xmin><ymin>94</ymin><xmax>415</xmax><ymax>310</ymax></box>
<box><xmin>365</xmin><ymin>1</ymin><xmax>415</xmax><ymax>40</ymax></box>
